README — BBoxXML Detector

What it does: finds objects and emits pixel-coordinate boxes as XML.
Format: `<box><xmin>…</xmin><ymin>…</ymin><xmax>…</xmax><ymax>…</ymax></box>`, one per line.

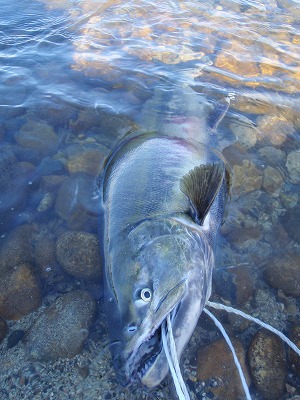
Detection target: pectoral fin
<box><xmin>180</xmin><ymin>163</ymin><xmax>224</xmax><ymax>225</ymax></box>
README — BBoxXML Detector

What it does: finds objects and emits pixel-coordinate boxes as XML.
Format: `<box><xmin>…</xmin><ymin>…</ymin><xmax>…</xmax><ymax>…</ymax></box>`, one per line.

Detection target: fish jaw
<box><xmin>124</xmin><ymin>281</ymin><xmax>186</xmax><ymax>387</ymax></box>
<box><xmin>121</xmin><ymin>230</ymin><xmax>214</xmax><ymax>389</ymax></box>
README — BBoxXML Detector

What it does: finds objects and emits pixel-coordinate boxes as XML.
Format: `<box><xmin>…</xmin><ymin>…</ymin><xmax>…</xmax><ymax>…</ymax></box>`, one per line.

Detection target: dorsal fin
<box><xmin>180</xmin><ymin>163</ymin><xmax>224</xmax><ymax>225</ymax></box>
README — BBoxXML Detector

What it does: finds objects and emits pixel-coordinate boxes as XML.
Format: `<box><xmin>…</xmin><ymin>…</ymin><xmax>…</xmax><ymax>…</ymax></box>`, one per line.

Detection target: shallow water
<box><xmin>0</xmin><ymin>0</ymin><xmax>299</xmax><ymax>399</ymax></box>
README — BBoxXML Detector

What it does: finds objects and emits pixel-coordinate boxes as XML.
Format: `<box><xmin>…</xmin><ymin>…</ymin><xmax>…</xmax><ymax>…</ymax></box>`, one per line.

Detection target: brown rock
<box><xmin>262</xmin><ymin>166</ymin><xmax>284</xmax><ymax>193</ymax></box>
<box><xmin>0</xmin><ymin>316</ymin><xmax>8</xmax><ymax>344</ymax></box>
<box><xmin>197</xmin><ymin>338</ymin><xmax>250</xmax><ymax>400</ymax></box>
<box><xmin>264</xmin><ymin>254</ymin><xmax>300</xmax><ymax>297</ymax></box>
<box><xmin>232</xmin><ymin>160</ymin><xmax>263</xmax><ymax>197</ymax></box>
<box><xmin>222</xmin><ymin>143</ymin><xmax>249</xmax><ymax>167</ymax></box>
<box><xmin>281</xmin><ymin>208</ymin><xmax>300</xmax><ymax>244</ymax></box>
<box><xmin>66</xmin><ymin>145</ymin><xmax>106</xmax><ymax>176</ymax></box>
<box><xmin>55</xmin><ymin>173</ymin><xmax>98</xmax><ymax>231</ymax></box>
<box><xmin>14</xmin><ymin>120</ymin><xmax>59</xmax><ymax>155</ymax></box>
<box><xmin>56</xmin><ymin>231</ymin><xmax>101</xmax><ymax>281</ymax></box>
<box><xmin>229</xmin><ymin>266</ymin><xmax>255</xmax><ymax>306</ymax></box>
<box><xmin>229</xmin><ymin>121</ymin><xmax>257</xmax><ymax>149</ymax></box>
<box><xmin>248</xmin><ymin>329</ymin><xmax>286</xmax><ymax>399</ymax></box>
<box><xmin>258</xmin><ymin>146</ymin><xmax>286</xmax><ymax>166</ymax></box>
<box><xmin>289</xmin><ymin>325</ymin><xmax>300</xmax><ymax>377</ymax></box>
<box><xmin>27</xmin><ymin>290</ymin><xmax>96</xmax><ymax>361</ymax></box>
<box><xmin>226</xmin><ymin>226</ymin><xmax>262</xmax><ymax>248</ymax></box>
<box><xmin>0</xmin><ymin>263</ymin><xmax>42</xmax><ymax>320</ymax></box>
<box><xmin>0</xmin><ymin>224</ymin><xmax>35</xmax><ymax>276</ymax></box>
<box><xmin>214</xmin><ymin>41</ymin><xmax>259</xmax><ymax>78</ymax></box>
<box><xmin>257</xmin><ymin>114</ymin><xmax>296</xmax><ymax>147</ymax></box>
<box><xmin>286</xmin><ymin>150</ymin><xmax>300</xmax><ymax>184</ymax></box>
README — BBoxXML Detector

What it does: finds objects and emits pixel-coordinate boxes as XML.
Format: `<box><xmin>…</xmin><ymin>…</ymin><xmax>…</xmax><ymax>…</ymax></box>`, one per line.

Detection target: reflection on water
<box><xmin>0</xmin><ymin>0</ymin><xmax>299</xmax><ymax>398</ymax></box>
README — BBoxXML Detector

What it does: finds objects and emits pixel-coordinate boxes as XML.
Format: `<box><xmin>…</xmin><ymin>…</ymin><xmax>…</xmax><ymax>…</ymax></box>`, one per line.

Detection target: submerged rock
<box><xmin>258</xmin><ymin>146</ymin><xmax>286</xmax><ymax>166</ymax></box>
<box><xmin>229</xmin><ymin>121</ymin><xmax>257</xmax><ymax>149</ymax></box>
<box><xmin>214</xmin><ymin>40</ymin><xmax>260</xmax><ymax>79</ymax></box>
<box><xmin>14</xmin><ymin>120</ymin><xmax>59</xmax><ymax>155</ymax></box>
<box><xmin>264</xmin><ymin>254</ymin><xmax>300</xmax><ymax>297</ymax></box>
<box><xmin>0</xmin><ymin>148</ymin><xmax>22</xmax><ymax>192</ymax></box>
<box><xmin>197</xmin><ymin>338</ymin><xmax>250</xmax><ymax>400</ymax></box>
<box><xmin>289</xmin><ymin>325</ymin><xmax>300</xmax><ymax>378</ymax></box>
<box><xmin>248</xmin><ymin>329</ymin><xmax>286</xmax><ymax>399</ymax></box>
<box><xmin>256</xmin><ymin>114</ymin><xmax>296</xmax><ymax>147</ymax></box>
<box><xmin>232</xmin><ymin>160</ymin><xmax>263</xmax><ymax>197</ymax></box>
<box><xmin>66</xmin><ymin>144</ymin><xmax>107</xmax><ymax>176</ymax></box>
<box><xmin>0</xmin><ymin>224</ymin><xmax>35</xmax><ymax>276</ymax></box>
<box><xmin>0</xmin><ymin>149</ymin><xmax>30</xmax><ymax>232</ymax></box>
<box><xmin>27</xmin><ymin>290</ymin><xmax>96</xmax><ymax>362</ymax></box>
<box><xmin>55</xmin><ymin>173</ymin><xmax>99</xmax><ymax>231</ymax></box>
<box><xmin>56</xmin><ymin>231</ymin><xmax>101</xmax><ymax>281</ymax></box>
<box><xmin>281</xmin><ymin>207</ymin><xmax>300</xmax><ymax>243</ymax></box>
<box><xmin>0</xmin><ymin>317</ymin><xmax>8</xmax><ymax>344</ymax></box>
<box><xmin>0</xmin><ymin>263</ymin><xmax>42</xmax><ymax>320</ymax></box>
<box><xmin>286</xmin><ymin>150</ymin><xmax>300</xmax><ymax>184</ymax></box>
<box><xmin>262</xmin><ymin>165</ymin><xmax>284</xmax><ymax>193</ymax></box>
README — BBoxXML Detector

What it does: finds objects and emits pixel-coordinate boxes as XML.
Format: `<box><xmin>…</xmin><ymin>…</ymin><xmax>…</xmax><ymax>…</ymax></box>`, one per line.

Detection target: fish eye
<box><xmin>140</xmin><ymin>288</ymin><xmax>152</xmax><ymax>302</ymax></box>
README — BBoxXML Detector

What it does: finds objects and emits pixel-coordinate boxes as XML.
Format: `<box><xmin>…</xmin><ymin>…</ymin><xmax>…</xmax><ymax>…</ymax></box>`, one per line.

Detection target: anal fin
<box><xmin>180</xmin><ymin>163</ymin><xmax>224</xmax><ymax>225</ymax></box>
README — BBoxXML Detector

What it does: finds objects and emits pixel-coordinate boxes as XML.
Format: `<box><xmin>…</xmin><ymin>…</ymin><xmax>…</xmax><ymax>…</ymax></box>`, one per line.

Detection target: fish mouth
<box><xmin>127</xmin><ymin>305</ymin><xmax>180</xmax><ymax>387</ymax></box>
<box><xmin>135</xmin><ymin>325</ymin><xmax>163</xmax><ymax>380</ymax></box>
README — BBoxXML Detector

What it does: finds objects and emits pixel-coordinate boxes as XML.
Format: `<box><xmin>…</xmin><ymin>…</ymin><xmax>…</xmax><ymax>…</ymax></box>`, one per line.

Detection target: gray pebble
<box><xmin>27</xmin><ymin>290</ymin><xmax>96</xmax><ymax>362</ymax></box>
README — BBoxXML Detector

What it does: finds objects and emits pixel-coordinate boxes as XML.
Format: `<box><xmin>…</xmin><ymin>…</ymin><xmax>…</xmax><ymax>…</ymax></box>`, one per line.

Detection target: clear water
<box><xmin>0</xmin><ymin>0</ymin><xmax>299</xmax><ymax>399</ymax></box>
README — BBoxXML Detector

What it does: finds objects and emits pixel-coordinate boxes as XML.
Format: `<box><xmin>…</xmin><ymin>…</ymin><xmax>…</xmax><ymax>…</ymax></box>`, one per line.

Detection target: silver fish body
<box><xmin>100</xmin><ymin>113</ymin><xmax>230</xmax><ymax>388</ymax></box>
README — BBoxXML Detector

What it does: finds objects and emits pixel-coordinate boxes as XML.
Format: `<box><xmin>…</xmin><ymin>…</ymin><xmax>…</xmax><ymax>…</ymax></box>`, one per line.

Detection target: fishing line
<box><xmin>206</xmin><ymin>301</ymin><xmax>300</xmax><ymax>356</ymax></box>
<box><xmin>203</xmin><ymin>308</ymin><xmax>252</xmax><ymax>400</ymax></box>
<box><xmin>162</xmin><ymin>315</ymin><xmax>190</xmax><ymax>400</ymax></box>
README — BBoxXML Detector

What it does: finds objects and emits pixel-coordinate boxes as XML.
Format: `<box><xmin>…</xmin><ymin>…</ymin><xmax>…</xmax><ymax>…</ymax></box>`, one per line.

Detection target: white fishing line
<box><xmin>206</xmin><ymin>301</ymin><xmax>300</xmax><ymax>356</ymax></box>
<box><xmin>162</xmin><ymin>315</ymin><xmax>190</xmax><ymax>400</ymax></box>
<box><xmin>203</xmin><ymin>308</ymin><xmax>252</xmax><ymax>400</ymax></box>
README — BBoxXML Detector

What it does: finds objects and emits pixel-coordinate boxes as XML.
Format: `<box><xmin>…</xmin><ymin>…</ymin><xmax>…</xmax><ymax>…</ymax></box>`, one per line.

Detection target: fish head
<box><xmin>105</xmin><ymin>219</ymin><xmax>213</xmax><ymax>388</ymax></box>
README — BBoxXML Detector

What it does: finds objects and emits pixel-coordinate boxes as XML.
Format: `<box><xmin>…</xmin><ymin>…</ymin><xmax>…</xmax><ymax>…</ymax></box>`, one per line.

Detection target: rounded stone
<box><xmin>0</xmin><ymin>148</ymin><xmax>21</xmax><ymax>191</ymax></box>
<box><xmin>0</xmin><ymin>224</ymin><xmax>35</xmax><ymax>276</ymax></box>
<box><xmin>289</xmin><ymin>325</ymin><xmax>300</xmax><ymax>377</ymax></box>
<box><xmin>230</xmin><ymin>266</ymin><xmax>255</xmax><ymax>306</ymax></box>
<box><xmin>232</xmin><ymin>160</ymin><xmax>263</xmax><ymax>197</ymax></box>
<box><xmin>258</xmin><ymin>146</ymin><xmax>286</xmax><ymax>166</ymax></box>
<box><xmin>0</xmin><ymin>316</ymin><xmax>8</xmax><ymax>344</ymax></box>
<box><xmin>66</xmin><ymin>144</ymin><xmax>107</xmax><ymax>176</ymax></box>
<box><xmin>257</xmin><ymin>115</ymin><xmax>296</xmax><ymax>147</ymax></box>
<box><xmin>286</xmin><ymin>150</ymin><xmax>300</xmax><ymax>184</ymax></box>
<box><xmin>56</xmin><ymin>231</ymin><xmax>101</xmax><ymax>281</ymax></box>
<box><xmin>14</xmin><ymin>120</ymin><xmax>59</xmax><ymax>155</ymax></box>
<box><xmin>281</xmin><ymin>208</ymin><xmax>300</xmax><ymax>243</ymax></box>
<box><xmin>0</xmin><ymin>149</ymin><xmax>29</xmax><ymax>233</ymax></box>
<box><xmin>264</xmin><ymin>254</ymin><xmax>300</xmax><ymax>297</ymax></box>
<box><xmin>248</xmin><ymin>330</ymin><xmax>286</xmax><ymax>399</ymax></box>
<box><xmin>197</xmin><ymin>338</ymin><xmax>250</xmax><ymax>400</ymax></box>
<box><xmin>229</xmin><ymin>121</ymin><xmax>257</xmax><ymax>149</ymax></box>
<box><xmin>26</xmin><ymin>290</ymin><xmax>96</xmax><ymax>361</ymax></box>
<box><xmin>55</xmin><ymin>173</ymin><xmax>99</xmax><ymax>231</ymax></box>
<box><xmin>0</xmin><ymin>263</ymin><xmax>42</xmax><ymax>320</ymax></box>
<box><xmin>262</xmin><ymin>166</ymin><xmax>284</xmax><ymax>193</ymax></box>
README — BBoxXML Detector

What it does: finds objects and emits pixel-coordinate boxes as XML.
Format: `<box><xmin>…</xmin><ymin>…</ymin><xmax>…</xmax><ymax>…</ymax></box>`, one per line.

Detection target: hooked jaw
<box><xmin>125</xmin><ymin>304</ymin><xmax>179</xmax><ymax>388</ymax></box>
<box><xmin>124</xmin><ymin>272</ymin><xmax>210</xmax><ymax>389</ymax></box>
